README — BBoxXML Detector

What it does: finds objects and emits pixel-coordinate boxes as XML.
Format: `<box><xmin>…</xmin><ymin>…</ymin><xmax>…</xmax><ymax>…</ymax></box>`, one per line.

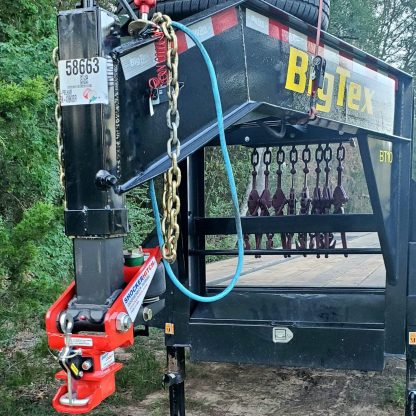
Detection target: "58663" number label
<box><xmin>58</xmin><ymin>57</ymin><xmax>109</xmax><ymax>106</ymax></box>
<box><xmin>65</xmin><ymin>57</ymin><xmax>100</xmax><ymax>76</ymax></box>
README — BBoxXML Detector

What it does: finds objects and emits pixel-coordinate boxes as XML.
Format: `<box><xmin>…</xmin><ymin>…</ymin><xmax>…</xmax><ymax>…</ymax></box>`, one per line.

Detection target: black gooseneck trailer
<box><xmin>48</xmin><ymin>0</ymin><xmax>415</xmax><ymax>414</ymax></box>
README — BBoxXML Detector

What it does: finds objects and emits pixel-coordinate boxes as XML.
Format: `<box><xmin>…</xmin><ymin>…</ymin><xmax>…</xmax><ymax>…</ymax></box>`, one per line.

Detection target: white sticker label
<box><xmin>246</xmin><ymin>9</ymin><xmax>269</xmax><ymax>35</ymax></box>
<box><xmin>120</xmin><ymin>43</ymin><xmax>156</xmax><ymax>81</ymax></box>
<box><xmin>185</xmin><ymin>19</ymin><xmax>214</xmax><ymax>48</ymax></box>
<box><xmin>100</xmin><ymin>351</ymin><xmax>115</xmax><ymax>370</ymax></box>
<box><xmin>58</xmin><ymin>57</ymin><xmax>109</xmax><ymax>106</ymax></box>
<box><xmin>69</xmin><ymin>337</ymin><xmax>93</xmax><ymax>347</ymax></box>
<box><xmin>122</xmin><ymin>257</ymin><xmax>158</xmax><ymax>321</ymax></box>
<box><xmin>272</xmin><ymin>327</ymin><xmax>294</xmax><ymax>344</ymax></box>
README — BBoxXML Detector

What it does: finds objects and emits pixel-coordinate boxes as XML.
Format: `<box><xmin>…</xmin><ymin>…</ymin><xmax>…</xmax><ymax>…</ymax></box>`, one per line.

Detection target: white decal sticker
<box><xmin>288</xmin><ymin>28</ymin><xmax>307</xmax><ymax>51</ymax></box>
<box><xmin>122</xmin><ymin>257</ymin><xmax>158</xmax><ymax>321</ymax></box>
<box><xmin>323</xmin><ymin>46</ymin><xmax>340</xmax><ymax>66</ymax></box>
<box><xmin>69</xmin><ymin>337</ymin><xmax>93</xmax><ymax>347</ymax></box>
<box><xmin>272</xmin><ymin>327</ymin><xmax>294</xmax><ymax>344</ymax></box>
<box><xmin>120</xmin><ymin>43</ymin><xmax>156</xmax><ymax>81</ymax></box>
<box><xmin>58</xmin><ymin>57</ymin><xmax>109</xmax><ymax>106</ymax></box>
<box><xmin>185</xmin><ymin>19</ymin><xmax>215</xmax><ymax>48</ymax></box>
<box><xmin>100</xmin><ymin>351</ymin><xmax>115</xmax><ymax>370</ymax></box>
<box><xmin>246</xmin><ymin>9</ymin><xmax>269</xmax><ymax>35</ymax></box>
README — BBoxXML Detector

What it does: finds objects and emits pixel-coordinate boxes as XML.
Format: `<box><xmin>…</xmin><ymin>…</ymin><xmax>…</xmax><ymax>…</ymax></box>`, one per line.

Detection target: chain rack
<box><xmin>241</xmin><ymin>142</ymin><xmax>354</xmax><ymax>257</ymax></box>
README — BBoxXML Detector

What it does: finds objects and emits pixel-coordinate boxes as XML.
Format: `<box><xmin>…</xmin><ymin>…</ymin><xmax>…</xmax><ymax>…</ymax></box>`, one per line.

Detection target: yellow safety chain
<box><xmin>52</xmin><ymin>47</ymin><xmax>66</xmax><ymax>204</ymax></box>
<box><xmin>152</xmin><ymin>13</ymin><xmax>181</xmax><ymax>264</ymax></box>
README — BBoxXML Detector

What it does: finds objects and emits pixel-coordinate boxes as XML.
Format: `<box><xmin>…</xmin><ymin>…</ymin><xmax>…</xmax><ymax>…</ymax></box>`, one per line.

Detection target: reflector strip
<box><xmin>121</xmin><ymin>4</ymin><xmax>398</xmax><ymax>92</ymax></box>
<box><xmin>244</xmin><ymin>8</ymin><xmax>398</xmax><ymax>91</ymax></box>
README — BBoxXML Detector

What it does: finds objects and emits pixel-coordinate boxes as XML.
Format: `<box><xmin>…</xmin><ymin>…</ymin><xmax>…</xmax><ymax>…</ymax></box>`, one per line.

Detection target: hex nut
<box><xmin>143</xmin><ymin>307</ymin><xmax>153</xmax><ymax>322</ymax></box>
<box><xmin>116</xmin><ymin>313</ymin><xmax>132</xmax><ymax>332</ymax></box>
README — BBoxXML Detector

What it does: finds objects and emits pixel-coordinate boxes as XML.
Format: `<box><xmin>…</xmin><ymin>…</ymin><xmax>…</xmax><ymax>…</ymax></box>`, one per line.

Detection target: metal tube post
<box><xmin>164</xmin><ymin>346</ymin><xmax>186</xmax><ymax>416</ymax></box>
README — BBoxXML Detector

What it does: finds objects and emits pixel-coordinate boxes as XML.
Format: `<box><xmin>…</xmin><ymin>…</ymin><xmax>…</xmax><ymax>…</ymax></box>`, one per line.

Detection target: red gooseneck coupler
<box><xmin>46</xmin><ymin>248</ymin><xmax>161</xmax><ymax>414</ymax></box>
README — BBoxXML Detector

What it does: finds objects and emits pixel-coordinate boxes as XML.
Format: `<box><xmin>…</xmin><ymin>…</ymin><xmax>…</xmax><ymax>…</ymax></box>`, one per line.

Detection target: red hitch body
<box><xmin>46</xmin><ymin>248</ymin><xmax>161</xmax><ymax>414</ymax></box>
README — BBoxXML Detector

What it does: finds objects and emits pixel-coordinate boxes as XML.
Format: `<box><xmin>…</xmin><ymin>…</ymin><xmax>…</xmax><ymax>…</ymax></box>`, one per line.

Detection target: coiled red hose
<box><xmin>149</xmin><ymin>28</ymin><xmax>168</xmax><ymax>90</ymax></box>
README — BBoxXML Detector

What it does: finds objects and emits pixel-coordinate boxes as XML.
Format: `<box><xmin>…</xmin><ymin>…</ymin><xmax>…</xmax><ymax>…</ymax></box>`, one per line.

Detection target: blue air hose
<box><xmin>149</xmin><ymin>20</ymin><xmax>244</xmax><ymax>303</ymax></box>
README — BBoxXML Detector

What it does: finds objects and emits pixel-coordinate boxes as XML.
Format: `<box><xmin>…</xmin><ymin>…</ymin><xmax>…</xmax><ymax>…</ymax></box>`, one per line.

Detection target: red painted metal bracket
<box><xmin>46</xmin><ymin>247</ymin><xmax>161</xmax><ymax>414</ymax></box>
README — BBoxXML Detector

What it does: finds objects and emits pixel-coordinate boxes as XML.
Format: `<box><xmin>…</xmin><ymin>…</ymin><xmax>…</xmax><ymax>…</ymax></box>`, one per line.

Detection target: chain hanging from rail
<box><xmin>259</xmin><ymin>147</ymin><xmax>273</xmax><ymax>250</ymax></box>
<box><xmin>321</xmin><ymin>144</ymin><xmax>335</xmax><ymax>257</ymax></box>
<box><xmin>245</xmin><ymin>148</ymin><xmax>261</xmax><ymax>257</ymax></box>
<box><xmin>286</xmin><ymin>146</ymin><xmax>298</xmax><ymax>254</ymax></box>
<box><xmin>333</xmin><ymin>143</ymin><xmax>349</xmax><ymax>257</ymax></box>
<box><xmin>152</xmin><ymin>13</ymin><xmax>181</xmax><ymax>263</ymax></box>
<box><xmin>272</xmin><ymin>146</ymin><xmax>288</xmax><ymax>256</ymax></box>
<box><xmin>310</xmin><ymin>144</ymin><xmax>324</xmax><ymax>254</ymax></box>
<box><xmin>296</xmin><ymin>145</ymin><xmax>312</xmax><ymax>256</ymax></box>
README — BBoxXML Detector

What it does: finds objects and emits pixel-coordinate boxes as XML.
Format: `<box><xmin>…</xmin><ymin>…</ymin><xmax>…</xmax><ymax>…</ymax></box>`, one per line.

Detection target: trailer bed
<box><xmin>206</xmin><ymin>232</ymin><xmax>384</xmax><ymax>287</ymax></box>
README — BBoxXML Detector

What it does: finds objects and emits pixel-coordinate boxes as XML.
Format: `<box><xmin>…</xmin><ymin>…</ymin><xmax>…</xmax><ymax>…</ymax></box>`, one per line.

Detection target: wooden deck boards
<box><xmin>206</xmin><ymin>233</ymin><xmax>385</xmax><ymax>287</ymax></box>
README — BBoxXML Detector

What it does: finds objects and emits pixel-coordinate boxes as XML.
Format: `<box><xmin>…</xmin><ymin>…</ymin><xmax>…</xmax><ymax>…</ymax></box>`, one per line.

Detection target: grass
<box><xmin>0</xmin><ymin>337</ymin><xmax>58</xmax><ymax>416</ymax></box>
<box><xmin>0</xmin><ymin>253</ymin><xmax>72</xmax><ymax>416</ymax></box>
<box><xmin>388</xmin><ymin>379</ymin><xmax>406</xmax><ymax>408</ymax></box>
<box><xmin>111</xmin><ymin>341</ymin><xmax>164</xmax><ymax>404</ymax></box>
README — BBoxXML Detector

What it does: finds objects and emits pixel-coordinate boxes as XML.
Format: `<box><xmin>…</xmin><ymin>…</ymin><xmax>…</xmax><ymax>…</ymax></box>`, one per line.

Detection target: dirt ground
<box><xmin>111</xmin><ymin>355</ymin><xmax>406</xmax><ymax>416</ymax></box>
<box><xmin>2</xmin><ymin>327</ymin><xmax>405</xmax><ymax>416</ymax></box>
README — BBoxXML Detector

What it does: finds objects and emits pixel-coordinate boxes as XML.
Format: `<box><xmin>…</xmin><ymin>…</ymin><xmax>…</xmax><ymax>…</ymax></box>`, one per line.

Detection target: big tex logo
<box><xmin>285</xmin><ymin>47</ymin><xmax>375</xmax><ymax>115</ymax></box>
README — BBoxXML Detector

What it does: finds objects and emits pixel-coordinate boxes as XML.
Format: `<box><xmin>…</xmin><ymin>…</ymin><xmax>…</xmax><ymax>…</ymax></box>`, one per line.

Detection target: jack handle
<box><xmin>133</xmin><ymin>0</ymin><xmax>156</xmax><ymax>20</ymax></box>
<box><xmin>128</xmin><ymin>0</ymin><xmax>158</xmax><ymax>35</ymax></box>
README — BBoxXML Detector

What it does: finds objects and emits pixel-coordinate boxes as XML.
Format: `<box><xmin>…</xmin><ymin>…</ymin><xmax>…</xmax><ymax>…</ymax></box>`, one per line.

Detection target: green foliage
<box><xmin>0</xmin><ymin>0</ymin><xmax>66</xmax><ymax>290</ymax></box>
<box><xmin>329</xmin><ymin>0</ymin><xmax>378</xmax><ymax>54</ymax></box>
<box><xmin>125</xmin><ymin>185</ymin><xmax>155</xmax><ymax>249</ymax></box>
<box><xmin>0</xmin><ymin>30</ymin><xmax>60</xmax><ymax>223</ymax></box>
<box><xmin>113</xmin><ymin>343</ymin><xmax>163</xmax><ymax>403</ymax></box>
<box><xmin>330</xmin><ymin>0</ymin><xmax>416</xmax><ymax>76</ymax></box>
<box><xmin>0</xmin><ymin>78</ymin><xmax>47</xmax><ymax>114</ymax></box>
<box><xmin>0</xmin><ymin>0</ymin><xmax>56</xmax><ymax>42</ymax></box>
<box><xmin>330</xmin><ymin>0</ymin><xmax>416</xmax><ymax>175</ymax></box>
<box><xmin>205</xmin><ymin>146</ymin><xmax>249</xmax><ymax>217</ymax></box>
<box><xmin>30</xmin><ymin>217</ymin><xmax>73</xmax><ymax>283</ymax></box>
<box><xmin>0</xmin><ymin>203</ymin><xmax>58</xmax><ymax>281</ymax></box>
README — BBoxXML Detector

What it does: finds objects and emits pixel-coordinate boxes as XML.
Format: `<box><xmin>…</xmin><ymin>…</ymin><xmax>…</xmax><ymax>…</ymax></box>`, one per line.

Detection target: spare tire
<box><xmin>118</xmin><ymin>0</ymin><xmax>330</xmax><ymax>30</ymax></box>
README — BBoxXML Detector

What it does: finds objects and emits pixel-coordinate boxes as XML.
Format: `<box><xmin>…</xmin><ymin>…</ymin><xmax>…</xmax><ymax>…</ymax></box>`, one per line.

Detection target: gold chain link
<box><xmin>152</xmin><ymin>13</ymin><xmax>181</xmax><ymax>264</ymax></box>
<box><xmin>52</xmin><ymin>47</ymin><xmax>66</xmax><ymax>203</ymax></box>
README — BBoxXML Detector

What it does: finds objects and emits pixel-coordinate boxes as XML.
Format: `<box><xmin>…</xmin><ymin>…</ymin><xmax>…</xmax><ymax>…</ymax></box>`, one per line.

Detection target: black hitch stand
<box><xmin>406</xmin><ymin>351</ymin><xmax>416</xmax><ymax>416</ymax></box>
<box><xmin>407</xmin><ymin>391</ymin><xmax>416</xmax><ymax>416</ymax></box>
<box><xmin>164</xmin><ymin>346</ymin><xmax>186</xmax><ymax>416</ymax></box>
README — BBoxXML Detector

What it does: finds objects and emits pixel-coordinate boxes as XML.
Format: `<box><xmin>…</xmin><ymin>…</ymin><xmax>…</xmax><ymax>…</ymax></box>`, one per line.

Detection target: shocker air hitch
<box><xmin>46</xmin><ymin>248</ymin><xmax>161</xmax><ymax>414</ymax></box>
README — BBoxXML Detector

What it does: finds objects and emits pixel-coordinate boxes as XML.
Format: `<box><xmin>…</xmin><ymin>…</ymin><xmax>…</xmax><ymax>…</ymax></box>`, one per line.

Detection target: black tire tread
<box><xmin>118</xmin><ymin>0</ymin><xmax>330</xmax><ymax>30</ymax></box>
